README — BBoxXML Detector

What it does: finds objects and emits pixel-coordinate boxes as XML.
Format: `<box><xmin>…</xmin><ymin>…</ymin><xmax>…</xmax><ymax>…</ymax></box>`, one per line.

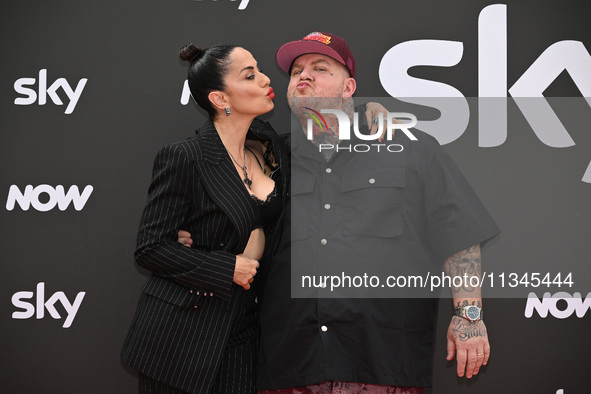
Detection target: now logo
<box><xmin>525</xmin><ymin>292</ymin><xmax>591</xmax><ymax>319</ymax></box>
<box><xmin>12</xmin><ymin>282</ymin><xmax>86</xmax><ymax>329</ymax></box>
<box><xmin>6</xmin><ymin>185</ymin><xmax>94</xmax><ymax>212</ymax></box>
<box><xmin>14</xmin><ymin>69</ymin><xmax>87</xmax><ymax>114</ymax></box>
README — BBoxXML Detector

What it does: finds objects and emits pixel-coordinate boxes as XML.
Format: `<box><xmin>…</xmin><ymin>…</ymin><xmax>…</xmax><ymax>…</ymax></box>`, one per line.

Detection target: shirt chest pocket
<box><xmin>341</xmin><ymin>167</ymin><xmax>405</xmax><ymax>238</ymax></box>
<box><xmin>290</xmin><ymin>174</ymin><xmax>316</xmax><ymax>242</ymax></box>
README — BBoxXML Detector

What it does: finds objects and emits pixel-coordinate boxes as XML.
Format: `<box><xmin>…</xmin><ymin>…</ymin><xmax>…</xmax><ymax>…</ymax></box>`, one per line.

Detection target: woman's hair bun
<box><xmin>179</xmin><ymin>44</ymin><xmax>203</xmax><ymax>63</ymax></box>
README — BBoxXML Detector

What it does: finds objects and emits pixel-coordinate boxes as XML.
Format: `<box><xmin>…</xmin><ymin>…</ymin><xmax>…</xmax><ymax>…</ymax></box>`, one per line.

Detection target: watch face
<box><xmin>466</xmin><ymin>306</ymin><xmax>480</xmax><ymax>320</ymax></box>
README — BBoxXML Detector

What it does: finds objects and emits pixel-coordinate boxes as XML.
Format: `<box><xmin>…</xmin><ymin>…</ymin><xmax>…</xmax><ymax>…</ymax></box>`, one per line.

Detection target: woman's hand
<box><xmin>234</xmin><ymin>254</ymin><xmax>260</xmax><ymax>290</ymax></box>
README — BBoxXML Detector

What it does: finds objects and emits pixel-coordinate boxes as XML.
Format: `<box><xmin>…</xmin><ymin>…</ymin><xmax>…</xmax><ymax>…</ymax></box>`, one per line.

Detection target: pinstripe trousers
<box><xmin>129</xmin><ymin>289</ymin><xmax>259</xmax><ymax>394</ymax></box>
<box><xmin>138</xmin><ymin>328</ymin><xmax>258</xmax><ymax>394</ymax></box>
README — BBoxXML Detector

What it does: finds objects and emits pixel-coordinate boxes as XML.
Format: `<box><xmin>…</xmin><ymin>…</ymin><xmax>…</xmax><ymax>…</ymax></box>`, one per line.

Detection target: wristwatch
<box><xmin>454</xmin><ymin>305</ymin><xmax>483</xmax><ymax>322</ymax></box>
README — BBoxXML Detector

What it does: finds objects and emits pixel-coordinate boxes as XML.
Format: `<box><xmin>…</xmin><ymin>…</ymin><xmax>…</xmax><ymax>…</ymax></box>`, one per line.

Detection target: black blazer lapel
<box><xmin>194</xmin><ymin>121</ymin><xmax>255</xmax><ymax>254</ymax></box>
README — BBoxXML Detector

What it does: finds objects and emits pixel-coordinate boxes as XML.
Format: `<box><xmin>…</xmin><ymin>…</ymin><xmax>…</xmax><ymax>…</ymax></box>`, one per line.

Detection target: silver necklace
<box><xmin>226</xmin><ymin>148</ymin><xmax>252</xmax><ymax>189</ymax></box>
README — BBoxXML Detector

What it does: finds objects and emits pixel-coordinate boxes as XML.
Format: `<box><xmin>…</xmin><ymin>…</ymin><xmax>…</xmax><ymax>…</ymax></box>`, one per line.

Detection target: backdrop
<box><xmin>1</xmin><ymin>1</ymin><xmax>589</xmax><ymax>393</ymax></box>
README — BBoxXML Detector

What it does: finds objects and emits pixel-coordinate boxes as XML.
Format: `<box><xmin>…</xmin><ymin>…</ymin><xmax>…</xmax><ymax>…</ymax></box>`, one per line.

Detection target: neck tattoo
<box><xmin>311</xmin><ymin>128</ymin><xmax>340</xmax><ymax>161</ymax></box>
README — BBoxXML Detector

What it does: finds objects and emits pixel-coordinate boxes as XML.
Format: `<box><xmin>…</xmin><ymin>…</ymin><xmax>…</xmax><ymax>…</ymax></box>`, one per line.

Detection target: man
<box><xmin>258</xmin><ymin>32</ymin><xmax>499</xmax><ymax>393</ymax></box>
<box><xmin>180</xmin><ymin>32</ymin><xmax>499</xmax><ymax>393</ymax></box>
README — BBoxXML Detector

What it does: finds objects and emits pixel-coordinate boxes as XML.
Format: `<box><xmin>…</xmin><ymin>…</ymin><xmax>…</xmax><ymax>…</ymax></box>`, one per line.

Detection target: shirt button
<box><xmin>326</xmin><ymin>168</ymin><xmax>332</xmax><ymax>173</ymax></box>
<box><xmin>324</xmin><ymin>204</ymin><xmax>331</xmax><ymax>210</ymax></box>
<box><xmin>321</xmin><ymin>325</ymin><xmax>328</xmax><ymax>332</ymax></box>
<box><xmin>369</xmin><ymin>178</ymin><xmax>376</xmax><ymax>184</ymax></box>
<box><xmin>320</xmin><ymin>239</ymin><xmax>327</xmax><ymax>245</ymax></box>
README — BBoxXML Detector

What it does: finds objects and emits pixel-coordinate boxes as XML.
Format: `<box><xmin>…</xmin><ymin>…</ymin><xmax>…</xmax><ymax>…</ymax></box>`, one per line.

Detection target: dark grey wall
<box><xmin>1</xmin><ymin>1</ymin><xmax>589</xmax><ymax>393</ymax></box>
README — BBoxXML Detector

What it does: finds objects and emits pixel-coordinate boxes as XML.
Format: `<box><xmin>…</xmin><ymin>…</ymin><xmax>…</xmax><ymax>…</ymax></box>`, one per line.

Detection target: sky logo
<box><xmin>12</xmin><ymin>282</ymin><xmax>86</xmax><ymax>329</ymax></box>
<box><xmin>14</xmin><ymin>69</ymin><xmax>87</xmax><ymax>114</ymax></box>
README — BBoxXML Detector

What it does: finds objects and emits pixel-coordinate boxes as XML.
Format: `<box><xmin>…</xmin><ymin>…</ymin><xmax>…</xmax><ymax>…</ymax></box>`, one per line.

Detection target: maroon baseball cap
<box><xmin>276</xmin><ymin>31</ymin><xmax>356</xmax><ymax>77</ymax></box>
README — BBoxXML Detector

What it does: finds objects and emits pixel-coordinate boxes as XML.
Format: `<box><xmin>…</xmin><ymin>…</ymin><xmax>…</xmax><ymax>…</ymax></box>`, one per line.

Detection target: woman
<box><xmin>121</xmin><ymin>43</ymin><xmax>288</xmax><ymax>394</ymax></box>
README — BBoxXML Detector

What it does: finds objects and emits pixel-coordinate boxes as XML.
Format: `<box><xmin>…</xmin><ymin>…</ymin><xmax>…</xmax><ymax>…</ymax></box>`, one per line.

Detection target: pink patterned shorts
<box><xmin>258</xmin><ymin>381</ymin><xmax>423</xmax><ymax>394</ymax></box>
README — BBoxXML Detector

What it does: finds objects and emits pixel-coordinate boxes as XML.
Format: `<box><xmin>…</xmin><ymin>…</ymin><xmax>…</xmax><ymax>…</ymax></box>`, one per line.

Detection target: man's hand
<box><xmin>178</xmin><ymin>230</ymin><xmax>192</xmax><ymax>247</ymax></box>
<box><xmin>446</xmin><ymin>316</ymin><xmax>490</xmax><ymax>378</ymax></box>
<box><xmin>365</xmin><ymin>102</ymin><xmax>402</xmax><ymax>142</ymax></box>
<box><xmin>234</xmin><ymin>254</ymin><xmax>259</xmax><ymax>290</ymax></box>
<box><xmin>177</xmin><ymin>230</ymin><xmax>258</xmax><ymax>290</ymax></box>
<box><xmin>443</xmin><ymin>244</ymin><xmax>489</xmax><ymax>378</ymax></box>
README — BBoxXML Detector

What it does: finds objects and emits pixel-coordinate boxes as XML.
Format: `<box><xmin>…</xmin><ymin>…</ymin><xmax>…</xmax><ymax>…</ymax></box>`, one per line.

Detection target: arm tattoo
<box><xmin>456</xmin><ymin>300</ymin><xmax>482</xmax><ymax>309</ymax></box>
<box><xmin>444</xmin><ymin>245</ymin><xmax>482</xmax><ymax>294</ymax></box>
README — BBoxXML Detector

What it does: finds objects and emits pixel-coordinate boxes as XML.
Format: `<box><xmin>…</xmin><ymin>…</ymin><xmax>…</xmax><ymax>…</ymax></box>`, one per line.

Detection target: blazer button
<box><xmin>193</xmin><ymin>305</ymin><xmax>198</xmax><ymax>309</ymax></box>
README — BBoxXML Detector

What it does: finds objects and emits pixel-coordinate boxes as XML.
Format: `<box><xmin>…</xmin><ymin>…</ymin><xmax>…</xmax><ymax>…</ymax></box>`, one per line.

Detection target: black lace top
<box><xmin>246</xmin><ymin>147</ymin><xmax>282</xmax><ymax>229</ymax></box>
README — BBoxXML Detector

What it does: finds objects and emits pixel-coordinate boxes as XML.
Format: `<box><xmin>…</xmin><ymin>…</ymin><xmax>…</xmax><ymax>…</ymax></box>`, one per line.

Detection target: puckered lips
<box><xmin>296</xmin><ymin>81</ymin><xmax>311</xmax><ymax>90</ymax></box>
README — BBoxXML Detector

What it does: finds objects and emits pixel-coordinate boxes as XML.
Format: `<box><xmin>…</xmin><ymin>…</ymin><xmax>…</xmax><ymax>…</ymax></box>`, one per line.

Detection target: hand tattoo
<box><xmin>451</xmin><ymin>316</ymin><xmax>487</xmax><ymax>341</ymax></box>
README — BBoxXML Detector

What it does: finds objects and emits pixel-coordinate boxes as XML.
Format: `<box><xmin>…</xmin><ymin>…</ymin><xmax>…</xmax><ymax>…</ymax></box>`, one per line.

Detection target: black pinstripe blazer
<box><xmin>121</xmin><ymin>119</ymin><xmax>288</xmax><ymax>394</ymax></box>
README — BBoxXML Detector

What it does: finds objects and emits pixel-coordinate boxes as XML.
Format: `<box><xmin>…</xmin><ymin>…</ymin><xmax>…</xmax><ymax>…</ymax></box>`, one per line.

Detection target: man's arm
<box><xmin>444</xmin><ymin>244</ymin><xmax>490</xmax><ymax>379</ymax></box>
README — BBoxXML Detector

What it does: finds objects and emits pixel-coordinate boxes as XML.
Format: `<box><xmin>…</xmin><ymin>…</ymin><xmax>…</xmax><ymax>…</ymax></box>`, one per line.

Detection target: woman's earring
<box><xmin>225</xmin><ymin>107</ymin><xmax>231</xmax><ymax>116</ymax></box>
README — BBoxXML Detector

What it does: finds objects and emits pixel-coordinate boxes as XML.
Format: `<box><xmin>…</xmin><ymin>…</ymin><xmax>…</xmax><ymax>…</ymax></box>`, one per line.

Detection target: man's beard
<box><xmin>288</xmin><ymin>95</ymin><xmax>343</xmax><ymax>115</ymax></box>
<box><xmin>289</xmin><ymin>96</ymin><xmax>340</xmax><ymax>139</ymax></box>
